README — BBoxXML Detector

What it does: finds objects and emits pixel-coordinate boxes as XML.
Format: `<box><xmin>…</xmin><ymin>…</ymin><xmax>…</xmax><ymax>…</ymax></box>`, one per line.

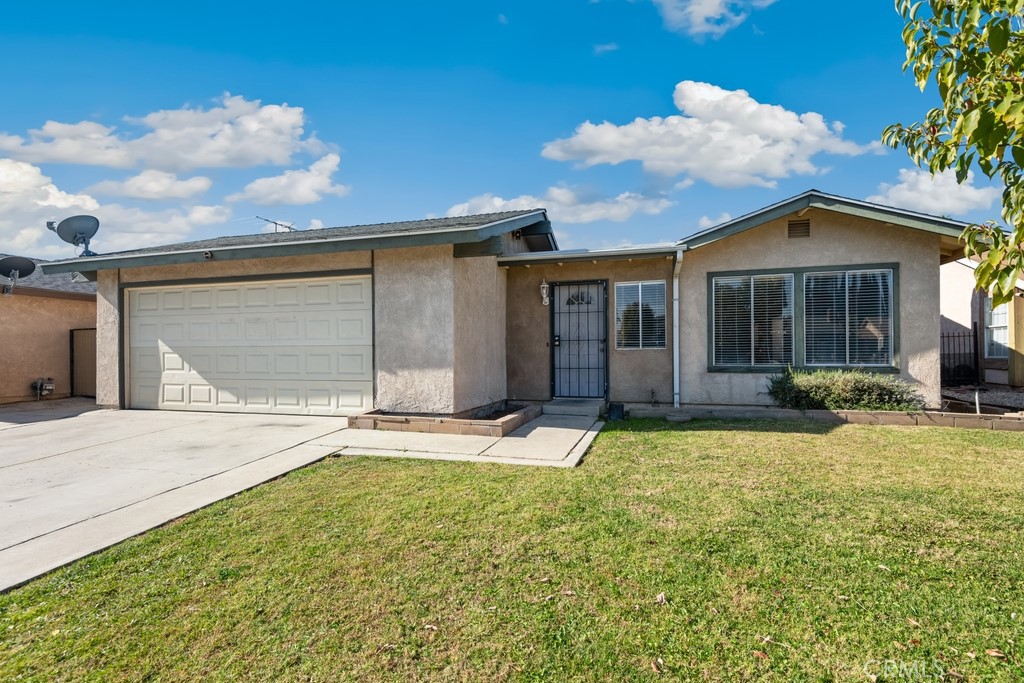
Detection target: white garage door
<box><xmin>127</xmin><ymin>276</ymin><xmax>373</xmax><ymax>415</ymax></box>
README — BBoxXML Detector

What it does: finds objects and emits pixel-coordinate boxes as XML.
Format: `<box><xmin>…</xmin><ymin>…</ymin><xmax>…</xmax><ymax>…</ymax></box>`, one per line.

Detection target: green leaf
<box><xmin>1011</xmin><ymin>146</ymin><xmax>1024</xmax><ymax>168</ymax></box>
<box><xmin>987</xmin><ymin>17</ymin><xmax>1010</xmax><ymax>55</ymax></box>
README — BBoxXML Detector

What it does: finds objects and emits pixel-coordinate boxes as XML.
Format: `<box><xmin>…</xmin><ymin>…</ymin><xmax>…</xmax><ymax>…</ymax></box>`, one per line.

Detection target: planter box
<box><xmin>347</xmin><ymin>404</ymin><xmax>542</xmax><ymax>438</ymax></box>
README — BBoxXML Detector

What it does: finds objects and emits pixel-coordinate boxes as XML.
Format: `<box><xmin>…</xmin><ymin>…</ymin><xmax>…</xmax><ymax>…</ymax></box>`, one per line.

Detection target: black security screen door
<box><xmin>551</xmin><ymin>281</ymin><xmax>608</xmax><ymax>398</ymax></box>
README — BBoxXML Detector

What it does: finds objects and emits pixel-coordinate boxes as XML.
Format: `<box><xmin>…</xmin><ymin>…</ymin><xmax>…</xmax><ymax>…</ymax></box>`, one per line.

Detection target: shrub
<box><xmin>767</xmin><ymin>367</ymin><xmax>924</xmax><ymax>412</ymax></box>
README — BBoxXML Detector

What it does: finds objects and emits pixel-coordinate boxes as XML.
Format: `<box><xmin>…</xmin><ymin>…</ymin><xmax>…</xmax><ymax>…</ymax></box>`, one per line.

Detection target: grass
<box><xmin>2</xmin><ymin>419</ymin><xmax>1023</xmax><ymax>681</ymax></box>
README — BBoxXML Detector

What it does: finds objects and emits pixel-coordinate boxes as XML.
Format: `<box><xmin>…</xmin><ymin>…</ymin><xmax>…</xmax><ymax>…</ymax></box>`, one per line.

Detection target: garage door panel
<box><xmin>128</xmin><ymin>275</ymin><xmax>373</xmax><ymax>416</ymax></box>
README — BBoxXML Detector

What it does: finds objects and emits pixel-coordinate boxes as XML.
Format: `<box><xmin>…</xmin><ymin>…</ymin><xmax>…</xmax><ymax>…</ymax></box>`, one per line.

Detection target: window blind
<box><xmin>805</xmin><ymin>269</ymin><xmax>892</xmax><ymax>366</ymax></box>
<box><xmin>712</xmin><ymin>274</ymin><xmax>793</xmax><ymax>366</ymax></box>
<box><xmin>615</xmin><ymin>281</ymin><xmax>667</xmax><ymax>349</ymax></box>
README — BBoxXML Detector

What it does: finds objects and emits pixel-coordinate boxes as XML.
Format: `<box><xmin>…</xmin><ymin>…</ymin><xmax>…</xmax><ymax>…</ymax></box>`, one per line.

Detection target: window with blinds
<box><xmin>985</xmin><ymin>298</ymin><xmax>1009</xmax><ymax>359</ymax></box>
<box><xmin>712</xmin><ymin>274</ymin><xmax>793</xmax><ymax>366</ymax></box>
<box><xmin>615</xmin><ymin>281</ymin><xmax>667</xmax><ymax>349</ymax></box>
<box><xmin>804</xmin><ymin>269</ymin><xmax>893</xmax><ymax>366</ymax></box>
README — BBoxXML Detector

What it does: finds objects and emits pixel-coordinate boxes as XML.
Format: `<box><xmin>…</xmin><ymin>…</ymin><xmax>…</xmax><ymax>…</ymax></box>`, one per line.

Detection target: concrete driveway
<box><xmin>0</xmin><ymin>399</ymin><xmax>346</xmax><ymax>591</ymax></box>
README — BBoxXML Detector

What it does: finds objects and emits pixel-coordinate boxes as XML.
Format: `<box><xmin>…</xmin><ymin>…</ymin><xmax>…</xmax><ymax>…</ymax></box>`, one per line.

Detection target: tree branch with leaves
<box><xmin>883</xmin><ymin>0</ymin><xmax>1024</xmax><ymax>303</ymax></box>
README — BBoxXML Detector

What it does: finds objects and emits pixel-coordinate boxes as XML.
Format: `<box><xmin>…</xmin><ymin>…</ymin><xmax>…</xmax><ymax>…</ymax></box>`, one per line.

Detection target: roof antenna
<box><xmin>0</xmin><ymin>255</ymin><xmax>36</xmax><ymax>296</ymax></box>
<box><xmin>256</xmin><ymin>216</ymin><xmax>297</xmax><ymax>233</ymax></box>
<box><xmin>47</xmin><ymin>215</ymin><xmax>100</xmax><ymax>256</ymax></box>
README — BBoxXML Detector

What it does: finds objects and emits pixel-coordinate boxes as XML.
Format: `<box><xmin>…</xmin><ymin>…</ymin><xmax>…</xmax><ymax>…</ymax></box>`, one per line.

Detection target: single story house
<box><xmin>0</xmin><ymin>254</ymin><xmax>97</xmax><ymax>404</ymax></box>
<box><xmin>42</xmin><ymin>190</ymin><xmax>965</xmax><ymax>416</ymax></box>
<box><xmin>940</xmin><ymin>258</ymin><xmax>1024</xmax><ymax>386</ymax></box>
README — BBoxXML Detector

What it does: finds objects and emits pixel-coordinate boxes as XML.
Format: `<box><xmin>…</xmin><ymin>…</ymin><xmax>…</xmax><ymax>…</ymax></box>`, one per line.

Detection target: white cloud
<box><xmin>651</xmin><ymin>0</ymin><xmax>776</xmax><ymax>38</ymax></box>
<box><xmin>594</xmin><ymin>42</ymin><xmax>619</xmax><ymax>55</ymax></box>
<box><xmin>227</xmin><ymin>154</ymin><xmax>350</xmax><ymax>206</ymax></box>
<box><xmin>867</xmin><ymin>168</ymin><xmax>1001</xmax><ymax>217</ymax></box>
<box><xmin>542</xmin><ymin>80</ymin><xmax>871</xmax><ymax>188</ymax></box>
<box><xmin>308</xmin><ymin>219</ymin><xmax>327</xmax><ymax>230</ymax></box>
<box><xmin>698</xmin><ymin>212</ymin><xmax>732</xmax><ymax>229</ymax></box>
<box><xmin>446</xmin><ymin>186</ymin><xmax>673</xmax><ymax>224</ymax></box>
<box><xmin>0</xmin><ymin>94</ymin><xmax>321</xmax><ymax>172</ymax></box>
<box><xmin>0</xmin><ymin>158</ymin><xmax>229</xmax><ymax>257</ymax></box>
<box><xmin>89</xmin><ymin>170</ymin><xmax>212</xmax><ymax>200</ymax></box>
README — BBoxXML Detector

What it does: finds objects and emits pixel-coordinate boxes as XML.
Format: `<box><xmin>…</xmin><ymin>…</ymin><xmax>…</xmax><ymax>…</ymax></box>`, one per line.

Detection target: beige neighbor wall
<box><xmin>453</xmin><ymin>256</ymin><xmax>507</xmax><ymax>414</ymax></box>
<box><xmin>939</xmin><ymin>260</ymin><xmax>980</xmax><ymax>335</ymax></box>
<box><xmin>506</xmin><ymin>259</ymin><xmax>675</xmax><ymax>404</ymax></box>
<box><xmin>680</xmin><ymin>209</ymin><xmax>943</xmax><ymax>408</ymax></box>
<box><xmin>98</xmin><ymin>251</ymin><xmax>372</xmax><ymax>408</ymax></box>
<box><xmin>0</xmin><ymin>292</ymin><xmax>96</xmax><ymax>404</ymax></box>
<box><xmin>374</xmin><ymin>245</ymin><xmax>457</xmax><ymax>413</ymax></box>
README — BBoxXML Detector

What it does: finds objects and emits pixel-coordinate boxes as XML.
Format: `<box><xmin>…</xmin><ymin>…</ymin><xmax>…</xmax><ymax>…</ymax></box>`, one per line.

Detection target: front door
<box><xmin>551</xmin><ymin>281</ymin><xmax>607</xmax><ymax>398</ymax></box>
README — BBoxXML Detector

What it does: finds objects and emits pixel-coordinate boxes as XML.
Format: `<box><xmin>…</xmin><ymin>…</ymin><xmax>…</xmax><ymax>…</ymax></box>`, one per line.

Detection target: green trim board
<box><xmin>705</xmin><ymin>262</ymin><xmax>901</xmax><ymax>373</ymax></box>
<box><xmin>680</xmin><ymin>190</ymin><xmax>965</xmax><ymax>250</ymax></box>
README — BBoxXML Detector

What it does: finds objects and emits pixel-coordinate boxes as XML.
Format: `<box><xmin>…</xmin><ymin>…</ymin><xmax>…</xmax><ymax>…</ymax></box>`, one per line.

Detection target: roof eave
<box><xmin>40</xmin><ymin>210</ymin><xmax>550</xmax><ymax>275</ymax></box>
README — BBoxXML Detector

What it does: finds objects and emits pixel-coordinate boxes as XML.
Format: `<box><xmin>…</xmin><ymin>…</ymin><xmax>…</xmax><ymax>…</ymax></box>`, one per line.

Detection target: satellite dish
<box><xmin>0</xmin><ymin>255</ymin><xmax>36</xmax><ymax>296</ymax></box>
<box><xmin>47</xmin><ymin>215</ymin><xmax>100</xmax><ymax>256</ymax></box>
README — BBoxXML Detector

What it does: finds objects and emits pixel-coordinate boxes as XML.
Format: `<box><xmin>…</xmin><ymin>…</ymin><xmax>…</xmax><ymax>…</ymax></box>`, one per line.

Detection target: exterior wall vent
<box><xmin>787</xmin><ymin>219</ymin><xmax>811</xmax><ymax>239</ymax></box>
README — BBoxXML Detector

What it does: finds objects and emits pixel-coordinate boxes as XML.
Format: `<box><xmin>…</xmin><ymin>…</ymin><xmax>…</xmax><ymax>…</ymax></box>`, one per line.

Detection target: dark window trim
<box><xmin>706</xmin><ymin>262</ymin><xmax>901</xmax><ymax>373</ymax></box>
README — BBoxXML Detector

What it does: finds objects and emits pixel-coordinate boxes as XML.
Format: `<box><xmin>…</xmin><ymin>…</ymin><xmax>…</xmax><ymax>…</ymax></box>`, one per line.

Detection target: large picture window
<box><xmin>615</xmin><ymin>281</ymin><xmax>667</xmax><ymax>349</ymax></box>
<box><xmin>805</xmin><ymin>270</ymin><xmax>893</xmax><ymax>366</ymax></box>
<box><xmin>985</xmin><ymin>298</ymin><xmax>1009</xmax><ymax>359</ymax></box>
<box><xmin>712</xmin><ymin>274</ymin><xmax>794</xmax><ymax>366</ymax></box>
<box><xmin>709</xmin><ymin>266</ymin><xmax>896</xmax><ymax>370</ymax></box>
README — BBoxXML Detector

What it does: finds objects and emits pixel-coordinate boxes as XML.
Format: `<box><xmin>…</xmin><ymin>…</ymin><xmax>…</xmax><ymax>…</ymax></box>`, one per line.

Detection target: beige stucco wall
<box><xmin>506</xmin><ymin>258</ymin><xmax>675</xmax><ymax>403</ymax></box>
<box><xmin>95</xmin><ymin>270</ymin><xmax>121</xmax><ymax>407</ymax></box>
<box><xmin>374</xmin><ymin>245</ymin><xmax>457</xmax><ymax>413</ymax></box>
<box><xmin>680</xmin><ymin>209</ymin><xmax>943</xmax><ymax>408</ymax></box>
<box><xmin>453</xmin><ymin>256</ymin><xmax>507</xmax><ymax>413</ymax></box>
<box><xmin>0</xmin><ymin>292</ymin><xmax>96</xmax><ymax>404</ymax></box>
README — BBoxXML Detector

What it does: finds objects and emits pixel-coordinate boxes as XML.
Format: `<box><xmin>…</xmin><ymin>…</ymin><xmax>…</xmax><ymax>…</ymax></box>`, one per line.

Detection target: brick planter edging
<box><xmin>348</xmin><ymin>405</ymin><xmax>543</xmax><ymax>437</ymax></box>
<box><xmin>671</xmin><ymin>406</ymin><xmax>1024</xmax><ymax>431</ymax></box>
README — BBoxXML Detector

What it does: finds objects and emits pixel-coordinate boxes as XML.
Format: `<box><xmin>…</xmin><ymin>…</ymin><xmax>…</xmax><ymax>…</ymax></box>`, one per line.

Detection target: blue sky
<box><xmin>0</xmin><ymin>0</ymin><xmax>1005</xmax><ymax>257</ymax></box>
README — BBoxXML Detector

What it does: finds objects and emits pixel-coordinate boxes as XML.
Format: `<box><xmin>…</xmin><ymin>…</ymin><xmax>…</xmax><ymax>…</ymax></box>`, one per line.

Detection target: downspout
<box><xmin>672</xmin><ymin>249</ymin><xmax>684</xmax><ymax>408</ymax></box>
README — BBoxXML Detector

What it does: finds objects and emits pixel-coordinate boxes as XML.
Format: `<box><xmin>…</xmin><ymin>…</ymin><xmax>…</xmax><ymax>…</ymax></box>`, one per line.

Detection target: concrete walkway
<box><xmin>0</xmin><ymin>400</ymin><xmax>601</xmax><ymax>591</ymax></box>
<box><xmin>316</xmin><ymin>414</ymin><xmax>603</xmax><ymax>468</ymax></box>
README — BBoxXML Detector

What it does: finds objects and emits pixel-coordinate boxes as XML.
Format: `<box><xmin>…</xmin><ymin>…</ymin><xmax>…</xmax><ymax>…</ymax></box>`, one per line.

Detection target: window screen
<box><xmin>985</xmin><ymin>298</ymin><xmax>1010</xmax><ymax>359</ymax></box>
<box><xmin>805</xmin><ymin>269</ymin><xmax>892</xmax><ymax>366</ymax></box>
<box><xmin>712</xmin><ymin>274</ymin><xmax>793</xmax><ymax>366</ymax></box>
<box><xmin>615</xmin><ymin>281</ymin><xmax>667</xmax><ymax>349</ymax></box>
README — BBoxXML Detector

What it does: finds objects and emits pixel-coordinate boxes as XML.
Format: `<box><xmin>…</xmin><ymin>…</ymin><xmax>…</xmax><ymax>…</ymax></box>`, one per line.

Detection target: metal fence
<box><xmin>940</xmin><ymin>323</ymin><xmax>979</xmax><ymax>387</ymax></box>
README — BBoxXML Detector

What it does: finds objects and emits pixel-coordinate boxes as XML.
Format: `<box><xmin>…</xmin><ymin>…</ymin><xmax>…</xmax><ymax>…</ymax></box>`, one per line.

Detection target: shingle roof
<box><xmin>0</xmin><ymin>254</ymin><xmax>96</xmax><ymax>296</ymax></box>
<box><xmin>94</xmin><ymin>210</ymin><xmax>544</xmax><ymax>258</ymax></box>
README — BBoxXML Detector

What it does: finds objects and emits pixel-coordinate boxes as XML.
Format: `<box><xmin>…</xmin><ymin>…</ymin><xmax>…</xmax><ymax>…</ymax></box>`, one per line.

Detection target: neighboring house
<box><xmin>940</xmin><ymin>258</ymin><xmax>1024</xmax><ymax>386</ymax></box>
<box><xmin>0</xmin><ymin>254</ymin><xmax>97</xmax><ymax>404</ymax></box>
<box><xmin>42</xmin><ymin>190</ymin><xmax>966</xmax><ymax>415</ymax></box>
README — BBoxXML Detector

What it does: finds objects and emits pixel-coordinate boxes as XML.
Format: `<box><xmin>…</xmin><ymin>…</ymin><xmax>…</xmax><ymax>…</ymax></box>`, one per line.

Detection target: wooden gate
<box><xmin>71</xmin><ymin>328</ymin><xmax>97</xmax><ymax>397</ymax></box>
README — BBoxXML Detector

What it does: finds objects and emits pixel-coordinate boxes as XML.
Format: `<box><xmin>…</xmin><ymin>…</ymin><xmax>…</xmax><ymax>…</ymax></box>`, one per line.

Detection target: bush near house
<box><xmin>768</xmin><ymin>367</ymin><xmax>924</xmax><ymax>411</ymax></box>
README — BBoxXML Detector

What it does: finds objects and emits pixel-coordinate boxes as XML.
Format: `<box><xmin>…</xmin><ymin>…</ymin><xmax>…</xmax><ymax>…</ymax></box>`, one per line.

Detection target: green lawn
<box><xmin>2</xmin><ymin>420</ymin><xmax>1023</xmax><ymax>681</ymax></box>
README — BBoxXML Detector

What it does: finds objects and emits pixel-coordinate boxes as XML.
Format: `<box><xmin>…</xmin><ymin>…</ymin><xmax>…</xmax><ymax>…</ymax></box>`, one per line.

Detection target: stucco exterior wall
<box><xmin>680</xmin><ymin>209</ymin><xmax>943</xmax><ymax>408</ymax></box>
<box><xmin>453</xmin><ymin>256</ymin><xmax>507</xmax><ymax>414</ymax></box>
<box><xmin>506</xmin><ymin>258</ymin><xmax>675</xmax><ymax>403</ymax></box>
<box><xmin>96</xmin><ymin>270</ymin><xmax>121</xmax><ymax>407</ymax></box>
<box><xmin>374</xmin><ymin>245</ymin><xmax>456</xmax><ymax>413</ymax></box>
<box><xmin>0</xmin><ymin>292</ymin><xmax>96</xmax><ymax>404</ymax></box>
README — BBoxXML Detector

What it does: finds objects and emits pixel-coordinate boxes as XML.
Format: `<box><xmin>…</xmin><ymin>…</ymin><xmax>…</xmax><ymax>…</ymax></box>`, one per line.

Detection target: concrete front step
<box><xmin>543</xmin><ymin>398</ymin><xmax>605</xmax><ymax>418</ymax></box>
